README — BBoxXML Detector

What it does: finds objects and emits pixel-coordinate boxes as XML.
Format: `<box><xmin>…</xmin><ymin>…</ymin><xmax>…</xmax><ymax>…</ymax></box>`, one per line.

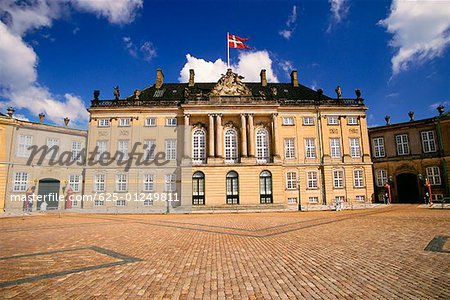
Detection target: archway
<box><xmin>396</xmin><ymin>173</ymin><xmax>420</xmax><ymax>203</ymax></box>
<box><xmin>38</xmin><ymin>178</ymin><xmax>60</xmax><ymax>210</ymax></box>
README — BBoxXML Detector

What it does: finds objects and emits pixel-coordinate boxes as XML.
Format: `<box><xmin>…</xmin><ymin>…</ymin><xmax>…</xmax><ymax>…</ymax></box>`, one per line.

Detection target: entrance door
<box><xmin>396</xmin><ymin>173</ymin><xmax>420</xmax><ymax>203</ymax></box>
<box><xmin>38</xmin><ymin>179</ymin><xmax>60</xmax><ymax>210</ymax></box>
<box><xmin>259</xmin><ymin>171</ymin><xmax>273</xmax><ymax>204</ymax></box>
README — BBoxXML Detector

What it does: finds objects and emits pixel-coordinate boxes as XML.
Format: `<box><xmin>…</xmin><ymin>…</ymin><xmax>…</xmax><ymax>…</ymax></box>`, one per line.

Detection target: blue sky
<box><xmin>0</xmin><ymin>0</ymin><xmax>449</xmax><ymax>128</ymax></box>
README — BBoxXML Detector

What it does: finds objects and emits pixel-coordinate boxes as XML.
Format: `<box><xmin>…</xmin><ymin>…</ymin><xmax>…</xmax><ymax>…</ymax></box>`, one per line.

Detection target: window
<box><xmin>166</xmin><ymin>117</ymin><xmax>177</xmax><ymax>126</ymax></box>
<box><xmin>327</xmin><ymin>116</ymin><xmax>339</xmax><ymax>125</ymax></box>
<box><xmin>192</xmin><ymin>129</ymin><xmax>206</xmax><ymax>163</ymax></box>
<box><xmin>308</xmin><ymin>197</ymin><xmax>319</xmax><ymax>204</ymax></box>
<box><xmin>118</xmin><ymin>118</ymin><xmax>131</xmax><ymax>127</ymax></box>
<box><xmin>154</xmin><ymin>89</ymin><xmax>165</xmax><ymax>97</ymax></box>
<box><xmin>376</xmin><ymin>169</ymin><xmax>388</xmax><ymax>187</ymax></box>
<box><xmin>347</xmin><ymin>116</ymin><xmax>358</xmax><ymax>125</ymax></box>
<box><xmin>432</xmin><ymin>194</ymin><xmax>444</xmax><ymax>202</ymax></box>
<box><xmin>372</xmin><ymin>137</ymin><xmax>385</xmax><ymax>158</ymax></box>
<box><xmin>259</xmin><ymin>171</ymin><xmax>273</xmax><ymax>204</ymax></box>
<box><xmin>116</xmin><ymin>174</ymin><xmax>128</xmax><ymax>192</ymax></box>
<box><xmin>98</xmin><ymin>119</ymin><xmax>110</xmax><ymax>127</ymax></box>
<box><xmin>303</xmin><ymin>116</ymin><xmax>314</xmax><ymax>126</ymax></box>
<box><xmin>143</xmin><ymin>140</ymin><xmax>156</xmax><ymax>160</ymax></box>
<box><xmin>72</xmin><ymin>198</ymin><xmax>78</xmax><ymax>207</ymax></box>
<box><xmin>94</xmin><ymin>199</ymin><xmax>104</xmax><ymax>206</ymax></box>
<box><xmin>116</xmin><ymin>200</ymin><xmax>126</xmax><ymax>206</ymax></box>
<box><xmin>282</xmin><ymin>116</ymin><xmax>295</xmax><ymax>125</ymax></box>
<box><xmin>349</xmin><ymin>138</ymin><xmax>361</xmax><ymax>158</ymax></box>
<box><xmin>165</xmin><ymin>139</ymin><xmax>177</xmax><ymax>160</ymax></box>
<box><xmin>192</xmin><ymin>172</ymin><xmax>205</xmax><ymax>205</ymax></box>
<box><xmin>353</xmin><ymin>169</ymin><xmax>364</xmax><ymax>187</ymax></box>
<box><xmin>46</xmin><ymin>138</ymin><xmax>59</xmax><ymax>159</ymax></box>
<box><xmin>426</xmin><ymin>166</ymin><xmax>441</xmax><ymax>185</ymax></box>
<box><xmin>421</xmin><ymin>131</ymin><xmax>437</xmax><ymax>153</ymax></box>
<box><xmin>94</xmin><ymin>174</ymin><xmax>105</xmax><ymax>192</ymax></box>
<box><xmin>143</xmin><ymin>174</ymin><xmax>154</xmax><ymax>192</ymax></box>
<box><xmin>68</xmin><ymin>175</ymin><xmax>81</xmax><ymax>192</ymax></box>
<box><xmin>96</xmin><ymin>140</ymin><xmax>108</xmax><ymax>161</ymax></box>
<box><xmin>224</xmin><ymin>128</ymin><xmax>238</xmax><ymax>162</ymax></box>
<box><xmin>144</xmin><ymin>198</ymin><xmax>153</xmax><ymax>206</ymax></box>
<box><xmin>13</xmin><ymin>172</ymin><xmax>28</xmax><ymax>192</ymax></box>
<box><xmin>118</xmin><ymin>140</ymin><xmax>129</xmax><ymax>160</ymax></box>
<box><xmin>333</xmin><ymin>170</ymin><xmax>344</xmax><ymax>188</ymax></box>
<box><xmin>396</xmin><ymin>134</ymin><xmax>410</xmax><ymax>155</ymax></box>
<box><xmin>330</xmin><ymin>138</ymin><xmax>341</xmax><ymax>158</ymax></box>
<box><xmin>307</xmin><ymin>171</ymin><xmax>318</xmax><ymax>189</ymax></box>
<box><xmin>335</xmin><ymin>196</ymin><xmax>345</xmax><ymax>204</ymax></box>
<box><xmin>71</xmin><ymin>141</ymin><xmax>83</xmax><ymax>162</ymax></box>
<box><xmin>288</xmin><ymin>197</ymin><xmax>297</xmax><ymax>204</ymax></box>
<box><xmin>286</xmin><ymin>172</ymin><xmax>297</xmax><ymax>189</ymax></box>
<box><xmin>284</xmin><ymin>138</ymin><xmax>295</xmax><ymax>159</ymax></box>
<box><xmin>226</xmin><ymin>171</ymin><xmax>239</xmax><ymax>204</ymax></box>
<box><xmin>305</xmin><ymin>138</ymin><xmax>316</xmax><ymax>158</ymax></box>
<box><xmin>356</xmin><ymin>195</ymin><xmax>365</xmax><ymax>202</ymax></box>
<box><xmin>256</xmin><ymin>128</ymin><xmax>270</xmax><ymax>162</ymax></box>
<box><xmin>145</xmin><ymin>118</ymin><xmax>157</xmax><ymax>127</ymax></box>
<box><xmin>17</xmin><ymin>135</ymin><xmax>33</xmax><ymax>157</ymax></box>
<box><xmin>165</xmin><ymin>174</ymin><xmax>176</xmax><ymax>192</ymax></box>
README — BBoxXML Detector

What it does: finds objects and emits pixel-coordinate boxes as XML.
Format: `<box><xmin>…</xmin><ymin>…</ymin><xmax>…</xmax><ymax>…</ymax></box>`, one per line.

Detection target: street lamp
<box><xmin>297</xmin><ymin>179</ymin><xmax>302</xmax><ymax>211</ymax></box>
<box><xmin>418</xmin><ymin>173</ymin><xmax>424</xmax><ymax>204</ymax></box>
<box><xmin>435</xmin><ymin>105</ymin><xmax>449</xmax><ymax>197</ymax></box>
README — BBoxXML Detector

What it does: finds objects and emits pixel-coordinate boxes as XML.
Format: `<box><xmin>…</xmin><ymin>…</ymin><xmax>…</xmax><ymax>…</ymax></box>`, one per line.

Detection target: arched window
<box><xmin>224</xmin><ymin>128</ymin><xmax>238</xmax><ymax>163</ymax></box>
<box><xmin>259</xmin><ymin>171</ymin><xmax>273</xmax><ymax>204</ymax></box>
<box><xmin>226</xmin><ymin>171</ymin><xmax>239</xmax><ymax>204</ymax></box>
<box><xmin>192</xmin><ymin>172</ymin><xmax>205</xmax><ymax>205</ymax></box>
<box><xmin>192</xmin><ymin>128</ymin><xmax>206</xmax><ymax>163</ymax></box>
<box><xmin>256</xmin><ymin>128</ymin><xmax>270</xmax><ymax>163</ymax></box>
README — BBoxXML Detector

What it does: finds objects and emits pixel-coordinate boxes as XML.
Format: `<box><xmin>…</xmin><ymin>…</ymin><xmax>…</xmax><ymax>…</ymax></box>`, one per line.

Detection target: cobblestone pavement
<box><xmin>0</xmin><ymin>205</ymin><xmax>449</xmax><ymax>299</ymax></box>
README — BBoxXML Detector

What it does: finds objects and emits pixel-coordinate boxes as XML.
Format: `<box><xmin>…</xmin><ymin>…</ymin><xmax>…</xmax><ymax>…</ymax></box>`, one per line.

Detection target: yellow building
<box><xmin>84</xmin><ymin>68</ymin><xmax>374</xmax><ymax>211</ymax></box>
<box><xmin>369</xmin><ymin>109</ymin><xmax>450</xmax><ymax>203</ymax></box>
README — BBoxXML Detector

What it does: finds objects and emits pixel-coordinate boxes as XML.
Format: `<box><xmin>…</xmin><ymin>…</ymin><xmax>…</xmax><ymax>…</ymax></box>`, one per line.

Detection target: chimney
<box><xmin>260</xmin><ymin>69</ymin><xmax>267</xmax><ymax>87</ymax></box>
<box><xmin>38</xmin><ymin>113</ymin><xmax>45</xmax><ymax>124</ymax></box>
<box><xmin>290</xmin><ymin>70</ymin><xmax>299</xmax><ymax>87</ymax></box>
<box><xmin>188</xmin><ymin>69</ymin><xmax>195</xmax><ymax>87</ymax></box>
<box><xmin>155</xmin><ymin>68</ymin><xmax>164</xmax><ymax>89</ymax></box>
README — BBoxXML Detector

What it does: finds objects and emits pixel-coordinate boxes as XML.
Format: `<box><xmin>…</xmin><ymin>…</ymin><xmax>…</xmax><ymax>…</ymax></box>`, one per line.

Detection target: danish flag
<box><xmin>228</xmin><ymin>33</ymin><xmax>251</xmax><ymax>49</ymax></box>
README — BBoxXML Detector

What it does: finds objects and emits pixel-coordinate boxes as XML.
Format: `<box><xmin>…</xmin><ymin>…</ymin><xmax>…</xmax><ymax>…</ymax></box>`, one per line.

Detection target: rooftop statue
<box><xmin>210</xmin><ymin>69</ymin><xmax>252</xmax><ymax>97</ymax></box>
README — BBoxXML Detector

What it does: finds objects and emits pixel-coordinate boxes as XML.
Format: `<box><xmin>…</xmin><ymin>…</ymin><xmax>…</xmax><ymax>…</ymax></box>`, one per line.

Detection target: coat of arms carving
<box><xmin>210</xmin><ymin>69</ymin><xmax>252</xmax><ymax>97</ymax></box>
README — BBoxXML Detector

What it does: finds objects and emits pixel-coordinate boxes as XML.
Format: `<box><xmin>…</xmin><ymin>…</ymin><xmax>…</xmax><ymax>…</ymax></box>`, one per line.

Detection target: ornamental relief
<box><xmin>98</xmin><ymin>130</ymin><xmax>109</xmax><ymax>137</ymax></box>
<box><xmin>349</xmin><ymin>128</ymin><xmax>359</xmax><ymax>134</ymax></box>
<box><xmin>329</xmin><ymin>128</ymin><xmax>339</xmax><ymax>135</ymax></box>
<box><xmin>210</xmin><ymin>69</ymin><xmax>252</xmax><ymax>97</ymax></box>
<box><xmin>119</xmin><ymin>129</ymin><xmax>129</xmax><ymax>136</ymax></box>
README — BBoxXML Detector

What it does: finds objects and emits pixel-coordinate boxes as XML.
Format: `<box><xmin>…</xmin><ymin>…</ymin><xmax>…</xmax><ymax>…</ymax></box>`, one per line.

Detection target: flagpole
<box><xmin>227</xmin><ymin>32</ymin><xmax>230</xmax><ymax>68</ymax></box>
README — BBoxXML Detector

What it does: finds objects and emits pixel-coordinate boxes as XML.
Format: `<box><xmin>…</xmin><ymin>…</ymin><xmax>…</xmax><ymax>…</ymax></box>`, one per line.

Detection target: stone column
<box><xmin>272</xmin><ymin>113</ymin><xmax>279</xmax><ymax>157</ymax></box>
<box><xmin>208</xmin><ymin>114</ymin><xmax>215</xmax><ymax>157</ymax></box>
<box><xmin>216</xmin><ymin>114</ymin><xmax>223</xmax><ymax>158</ymax></box>
<box><xmin>241</xmin><ymin>114</ymin><xmax>247</xmax><ymax>157</ymax></box>
<box><xmin>248</xmin><ymin>113</ymin><xmax>255</xmax><ymax>157</ymax></box>
<box><xmin>184</xmin><ymin>114</ymin><xmax>190</xmax><ymax>158</ymax></box>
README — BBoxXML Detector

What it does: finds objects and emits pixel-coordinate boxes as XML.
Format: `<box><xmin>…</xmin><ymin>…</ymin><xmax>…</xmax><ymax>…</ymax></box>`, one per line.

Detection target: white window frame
<box><xmin>94</xmin><ymin>199</ymin><xmax>104</xmax><ymax>206</ymax></box>
<box><xmin>335</xmin><ymin>196</ymin><xmax>345</xmax><ymax>204</ymax></box>
<box><xmin>13</xmin><ymin>172</ymin><xmax>28</xmax><ymax>192</ymax></box>
<box><xmin>308</xmin><ymin>196</ymin><xmax>319</xmax><ymax>204</ymax></box>
<box><xmin>68</xmin><ymin>174</ymin><xmax>81</xmax><ymax>192</ymax></box>
<box><xmin>144</xmin><ymin>140</ymin><xmax>156</xmax><ymax>160</ymax></box>
<box><xmin>165</xmin><ymin>117</ymin><xmax>177</xmax><ymax>126</ymax></box>
<box><xmin>396</xmin><ymin>134</ymin><xmax>410</xmax><ymax>156</ymax></box>
<box><xmin>288</xmin><ymin>197</ymin><xmax>297</xmax><ymax>204</ymax></box>
<box><xmin>118</xmin><ymin>118</ymin><xmax>131</xmax><ymax>127</ymax></box>
<box><xmin>118</xmin><ymin>140</ymin><xmax>129</xmax><ymax>160</ymax></box>
<box><xmin>116</xmin><ymin>174</ymin><xmax>128</xmax><ymax>192</ymax></box>
<box><xmin>17</xmin><ymin>135</ymin><xmax>33</xmax><ymax>157</ymax></box>
<box><xmin>327</xmin><ymin>116</ymin><xmax>339</xmax><ymax>125</ymax></box>
<box><xmin>356</xmin><ymin>195</ymin><xmax>365</xmax><ymax>202</ymax></box>
<box><xmin>349</xmin><ymin>138</ymin><xmax>361</xmax><ymax>158</ymax></box>
<box><xmin>347</xmin><ymin>116</ymin><xmax>358</xmax><ymax>125</ymax></box>
<box><xmin>71</xmin><ymin>141</ymin><xmax>83</xmax><ymax>162</ymax></box>
<box><xmin>143</xmin><ymin>174</ymin><xmax>154</xmax><ymax>192</ymax></box>
<box><xmin>96</xmin><ymin>140</ymin><xmax>108</xmax><ymax>161</ymax></box>
<box><xmin>372</xmin><ymin>137</ymin><xmax>385</xmax><ymax>158</ymax></box>
<box><xmin>330</xmin><ymin>138</ymin><xmax>341</xmax><ymax>158</ymax></box>
<box><xmin>116</xmin><ymin>200</ymin><xmax>126</xmax><ymax>206</ymax></box>
<box><xmin>307</xmin><ymin>171</ymin><xmax>318</xmax><ymax>189</ymax></box>
<box><xmin>224</xmin><ymin>128</ymin><xmax>238</xmax><ymax>162</ymax></box>
<box><xmin>282</xmin><ymin>116</ymin><xmax>295</xmax><ymax>126</ymax></box>
<box><xmin>303</xmin><ymin>116</ymin><xmax>314</xmax><ymax>126</ymax></box>
<box><xmin>333</xmin><ymin>170</ymin><xmax>344</xmax><ymax>188</ymax></box>
<box><xmin>192</xmin><ymin>129</ymin><xmax>206</xmax><ymax>163</ymax></box>
<box><xmin>165</xmin><ymin>174</ymin><xmax>176</xmax><ymax>192</ymax></box>
<box><xmin>165</xmin><ymin>139</ymin><xmax>177</xmax><ymax>160</ymax></box>
<box><xmin>421</xmin><ymin>131</ymin><xmax>437</xmax><ymax>153</ymax></box>
<box><xmin>376</xmin><ymin>169</ymin><xmax>388</xmax><ymax>187</ymax></box>
<box><xmin>286</xmin><ymin>172</ymin><xmax>297</xmax><ymax>189</ymax></box>
<box><xmin>46</xmin><ymin>138</ymin><xmax>59</xmax><ymax>159</ymax></box>
<box><xmin>305</xmin><ymin>138</ymin><xmax>316</xmax><ymax>159</ymax></box>
<box><xmin>94</xmin><ymin>174</ymin><xmax>105</xmax><ymax>192</ymax></box>
<box><xmin>284</xmin><ymin>138</ymin><xmax>295</xmax><ymax>159</ymax></box>
<box><xmin>98</xmin><ymin>119</ymin><xmax>110</xmax><ymax>127</ymax></box>
<box><xmin>353</xmin><ymin>169</ymin><xmax>364</xmax><ymax>188</ymax></box>
<box><xmin>144</xmin><ymin>117</ymin><xmax>157</xmax><ymax>127</ymax></box>
<box><xmin>256</xmin><ymin>128</ymin><xmax>270</xmax><ymax>162</ymax></box>
<box><xmin>426</xmin><ymin>166</ymin><xmax>441</xmax><ymax>185</ymax></box>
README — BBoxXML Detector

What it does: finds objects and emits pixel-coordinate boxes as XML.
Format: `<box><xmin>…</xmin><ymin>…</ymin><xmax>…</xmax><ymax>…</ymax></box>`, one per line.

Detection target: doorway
<box><xmin>396</xmin><ymin>173</ymin><xmax>420</xmax><ymax>203</ymax></box>
<box><xmin>37</xmin><ymin>178</ymin><xmax>60</xmax><ymax>210</ymax></box>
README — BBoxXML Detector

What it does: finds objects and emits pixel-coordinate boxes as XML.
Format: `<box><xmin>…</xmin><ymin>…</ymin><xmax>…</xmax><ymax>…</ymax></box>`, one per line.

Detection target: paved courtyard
<box><xmin>0</xmin><ymin>205</ymin><xmax>449</xmax><ymax>299</ymax></box>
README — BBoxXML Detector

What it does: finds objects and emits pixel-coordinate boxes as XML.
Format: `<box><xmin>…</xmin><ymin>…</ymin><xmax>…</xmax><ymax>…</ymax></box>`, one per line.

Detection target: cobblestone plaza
<box><xmin>0</xmin><ymin>205</ymin><xmax>449</xmax><ymax>299</ymax></box>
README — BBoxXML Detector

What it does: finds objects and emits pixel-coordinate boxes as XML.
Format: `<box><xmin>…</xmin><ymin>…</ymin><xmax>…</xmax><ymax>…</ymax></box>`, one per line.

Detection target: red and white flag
<box><xmin>228</xmin><ymin>33</ymin><xmax>250</xmax><ymax>49</ymax></box>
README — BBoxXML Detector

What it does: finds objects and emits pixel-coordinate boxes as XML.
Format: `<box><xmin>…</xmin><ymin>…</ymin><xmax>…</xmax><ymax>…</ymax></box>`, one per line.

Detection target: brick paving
<box><xmin>0</xmin><ymin>205</ymin><xmax>449</xmax><ymax>299</ymax></box>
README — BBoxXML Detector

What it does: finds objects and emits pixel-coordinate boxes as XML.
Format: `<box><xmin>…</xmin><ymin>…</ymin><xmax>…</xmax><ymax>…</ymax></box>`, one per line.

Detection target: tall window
<box><xmin>165</xmin><ymin>174</ymin><xmax>176</xmax><ymax>192</ymax></box>
<box><xmin>330</xmin><ymin>138</ymin><xmax>341</xmax><ymax>158</ymax></box>
<box><xmin>46</xmin><ymin>138</ymin><xmax>59</xmax><ymax>159</ymax></box>
<box><xmin>144</xmin><ymin>140</ymin><xmax>156</xmax><ymax>160</ymax></box>
<box><xmin>349</xmin><ymin>138</ymin><xmax>361</xmax><ymax>158</ymax></box>
<box><xmin>13</xmin><ymin>172</ymin><xmax>28</xmax><ymax>192</ymax></box>
<box><xmin>396</xmin><ymin>134</ymin><xmax>410</xmax><ymax>155</ymax></box>
<box><xmin>118</xmin><ymin>140</ymin><xmax>129</xmax><ymax>160</ymax></box>
<box><xmin>143</xmin><ymin>174</ymin><xmax>154</xmax><ymax>192</ymax></box>
<box><xmin>118</xmin><ymin>118</ymin><xmax>131</xmax><ymax>127</ymax></box>
<box><xmin>256</xmin><ymin>128</ymin><xmax>270</xmax><ymax>162</ymax></box>
<box><xmin>192</xmin><ymin>172</ymin><xmax>205</xmax><ymax>205</ymax></box>
<box><xmin>286</xmin><ymin>172</ymin><xmax>297</xmax><ymax>189</ymax></box>
<box><xmin>305</xmin><ymin>138</ymin><xmax>316</xmax><ymax>158</ymax></box>
<box><xmin>333</xmin><ymin>170</ymin><xmax>344</xmax><ymax>188</ymax></box>
<box><xmin>96</xmin><ymin>140</ymin><xmax>108</xmax><ymax>161</ymax></box>
<box><xmin>116</xmin><ymin>174</ymin><xmax>128</xmax><ymax>192</ymax></box>
<box><xmin>17</xmin><ymin>135</ymin><xmax>33</xmax><ymax>157</ymax></box>
<box><xmin>426</xmin><ymin>166</ymin><xmax>441</xmax><ymax>185</ymax></box>
<box><xmin>307</xmin><ymin>171</ymin><xmax>318</xmax><ymax>189</ymax></box>
<box><xmin>94</xmin><ymin>174</ymin><xmax>105</xmax><ymax>192</ymax></box>
<box><xmin>224</xmin><ymin>128</ymin><xmax>238</xmax><ymax>162</ymax></box>
<box><xmin>165</xmin><ymin>139</ymin><xmax>177</xmax><ymax>160</ymax></box>
<box><xmin>68</xmin><ymin>175</ymin><xmax>81</xmax><ymax>192</ymax></box>
<box><xmin>259</xmin><ymin>171</ymin><xmax>273</xmax><ymax>204</ymax></box>
<box><xmin>226</xmin><ymin>171</ymin><xmax>239</xmax><ymax>204</ymax></box>
<box><xmin>353</xmin><ymin>170</ymin><xmax>364</xmax><ymax>187</ymax></box>
<box><xmin>372</xmin><ymin>137</ymin><xmax>385</xmax><ymax>158</ymax></box>
<box><xmin>421</xmin><ymin>131</ymin><xmax>437</xmax><ymax>153</ymax></box>
<box><xmin>284</xmin><ymin>138</ymin><xmax>295</xmax><ymax>159</ymax></box>
<box><xmin>376</xmin><ymin>169</ymin><xmax>388</xmax><ymax>187</ymax></box>
<box><xmin>192</xmin><ymin>129</ymin><xmax>206</xmax><ymax>163</ymax></box>
<box><xmin>71</xmin><ymin>141</ymin><xmax>83</xmax><ymax>162</ymax></box>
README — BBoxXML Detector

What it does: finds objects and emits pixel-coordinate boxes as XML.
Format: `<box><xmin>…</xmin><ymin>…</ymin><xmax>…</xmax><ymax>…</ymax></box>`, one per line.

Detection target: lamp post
<box><xmin>436</xmin><ymin>105</ymin><xmax>449</xmax><ymax>197</ymax></box>
<box><xmin>297</xmin><ymin>179</ymin><xmax>302</xmax><ymax>211</ymax></box>
<box><xmin>418</xmin><ymin>173</ymin><xmax>424</xmax><ymax>204</ymax></box>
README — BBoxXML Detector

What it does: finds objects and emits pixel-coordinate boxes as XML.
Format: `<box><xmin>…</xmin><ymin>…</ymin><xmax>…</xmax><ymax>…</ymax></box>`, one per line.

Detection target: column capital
<box><xmin>216</xmin><ymin>113</ymin><xmax>223</xmax><ymax>118</ymax></box>
<box><xmin>272</xmin><ymin>113</ymin><xmax>279</xmax><ymax>117</ymax></box>
<box><xmin>183</xmin><ymin>114</ymin><xmax>190</xmax><ymax>118</ymax></box>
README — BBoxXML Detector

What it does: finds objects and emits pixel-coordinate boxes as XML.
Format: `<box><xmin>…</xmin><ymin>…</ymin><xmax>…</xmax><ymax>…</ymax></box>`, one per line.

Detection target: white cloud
<box><xmin>379</xmin><ymin>0</ymin><xmax>450</xmax><ymax>76</ymax></box>
<box><xmin>13</xmin><ymin>114</ymin><xmax>30</xmax><ymax>121</ymax></box>
<box><xmin>286</xmin><ymin>5</ymin><xmax>297</xmax><ymax>27</ymax></box>
<box><xmin>279</xmin><ymin>5</ymin><xmax>297</xmax><ymax>40</ymax></box>
<box><xmin>122</xmin><ymin>36</ymin><xmax>157</xmax><ymax>62</ymax></box>
<box><xmin>70</xmin><ymin>0</ymin><xmax>143</xmax><ymax>25</ymax></box>
<box><xmin>278</xmin><ymin>30</ymin><xmax>292</xmax><ymax>40</ymax></box>
<box><xmin>327</xmin><ymin>0</ymin><xmax>349</xmax><ymax>32</ymax></box>
<box><xmin>179</xmin><ymin>51</ymin><xmax>279</xmax><ymax>83</ymax></box>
